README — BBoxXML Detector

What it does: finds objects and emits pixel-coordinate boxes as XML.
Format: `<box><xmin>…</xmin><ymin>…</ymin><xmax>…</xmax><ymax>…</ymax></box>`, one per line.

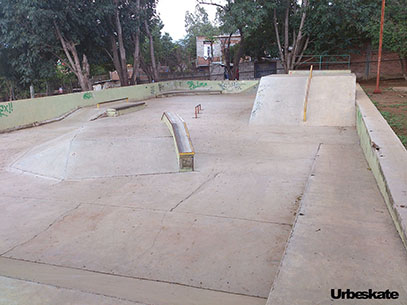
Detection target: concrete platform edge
<box><xmin>356</xmin><ymin>84</ymin><xmax>407</xmax><ymax>251</ymax></box>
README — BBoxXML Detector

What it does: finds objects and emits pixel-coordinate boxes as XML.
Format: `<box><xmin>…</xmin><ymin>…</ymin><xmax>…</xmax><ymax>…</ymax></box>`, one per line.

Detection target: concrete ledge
<box><xmin>156</xmin><ymin>90</ymin><xmax>222</xmax><ymax>98</ymax></box>
<box><xmin>356</xmin><ymin>84</ymin><xmax>407</xmax><ymax>250</ymax></box>
<box><xmin>106</xmin><ymin>102</ymin><xmax>146</xmax><ymax>117</ymax></box>
<box><xmin>96</xmin><ymin>97</ymin><xmax>129</xmax><ymax>108</ymax></box>
<box><xmin>161</xmin><ymin>112</ymin><xmax>194</xmax><ymax>172</ymax></box>
<box><xmin>289</xmin><ymin>70</ymin><xmax>352</xmax><ymax>75</ymax></box>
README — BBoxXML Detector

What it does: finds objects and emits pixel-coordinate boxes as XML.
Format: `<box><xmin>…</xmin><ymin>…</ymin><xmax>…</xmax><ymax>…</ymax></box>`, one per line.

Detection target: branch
<box><xmin>104</xmin><ymin>48</ymin><xmax>114</xmax><ymax>62</ymax></box>
<box><xmin>53</xmin><ymin>21</ymin><xmax>76</xmax><ymax>73</ymax></box>
<box><xmin>295</xmin><ymin>36</ymin><xmax>310</xmax><ymax>66</ymax></box>
<box><xmin>292</xmin><ymin>0</ymin><xmax>308</xmax><ymax>58</ymax></box>
<box><xmin>273</xmin><ymin>8</ymin><xmax>285</xmax><ymax>70</ymax></box>
<box><xmin>197</xmin><ymin>0</ymin><xmax>225</xmax><ymax>10</ymax></box>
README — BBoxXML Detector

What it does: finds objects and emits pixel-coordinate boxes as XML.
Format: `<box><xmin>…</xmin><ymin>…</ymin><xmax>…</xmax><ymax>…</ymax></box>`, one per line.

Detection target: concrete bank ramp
<box><xmin>250</xmin><ymin>73</ymin><xmax>356</xmax><ymax>126</ymax></box>
<box><xmin>8</xmin><ymin>109</ymin><xmax>179</xmax><ymax>180</ymax></box>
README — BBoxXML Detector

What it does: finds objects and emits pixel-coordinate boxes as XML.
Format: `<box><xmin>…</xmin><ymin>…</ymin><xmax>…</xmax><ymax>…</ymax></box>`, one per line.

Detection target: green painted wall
<box><xmin>0</xmin><ymin>80</ymin><xmax>258</xmax><ymax>132</ymax></box>
<box><xmin>356</xmin><ymin>89</ymin><xmax>407</xmax><ymax>250</ymax></box>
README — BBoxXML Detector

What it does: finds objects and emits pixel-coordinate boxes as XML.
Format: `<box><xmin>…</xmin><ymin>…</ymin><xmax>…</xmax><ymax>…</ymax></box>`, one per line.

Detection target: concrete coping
<box><xmin>288</xmin><ymin>69</ymin><xmax>352</xmax><ymax>75</ymax></box>
<box><xmin>110</xmin><ymin>102</ymin><xmax>145</xmax><ymax>111</ymax></box>
<box><xmin>106</xmin><ymin>102</ymin><xmax>146</xmax><ymax>117</ymax></box>
<box><xmin>156</xmin><ymin>90</ymin><xmax>222</xmax><ymax>97</ymax></box>
<box><xmin>96</xmin><ymin>97</ymin><xmax>128</xmax><ymax>108</ymax></box>
<box><xmin>356</xmin><ymin>84</ymin><xmax>407</xmax><ymax>250</ymax></box>
<box><xmin>161</xmin><ymin>112</ymin><xmax>195</xmax><ymax>172</ymax></box>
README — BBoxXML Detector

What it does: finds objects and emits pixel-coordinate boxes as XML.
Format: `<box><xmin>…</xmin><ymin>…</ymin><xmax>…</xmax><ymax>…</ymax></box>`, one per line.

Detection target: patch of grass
<box><xmin>370</xmin><ymin>99</ymin><xmax>379</xmax><ymax>107</ymax></box>
<box><xmin>380</xmin><ymin>111</ymin><xmax>405</xmax><ymax>130</ymax></box>
<box><xmin>385</xmin><ymin>103</ymin><xmax>407</xmax><ymax>109</ymax></box>
<box><xmin>399</xmin><ymin>135</ymin><xmax>407</xmax><ymax>147</ymax></box>
<box><xmin>379</xmin><ymin>111</ymin><xmax>407</xmax><ymax>148</ymax></box>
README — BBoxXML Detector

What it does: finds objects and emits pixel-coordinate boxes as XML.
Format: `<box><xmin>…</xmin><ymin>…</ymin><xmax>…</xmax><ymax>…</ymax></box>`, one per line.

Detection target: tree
<box><xmin>305</xmin><ymin>0</ymin><xmax>380</xmax><ymax>55</ymax></box>
<box><xmin>268</xmin><ymin>0</ymin><xmax>310</xmax><ymax>73</ymax></box>
<box><xmin>184</xmin><ymin>5</ymin><xmax>220</xmax><ymax>71</ymax></box>
<box><xmin>368</xmin><ymin>0</ymin><xmax>407</xmax><ymax>79</ymax></box>
<box><xmin>0</xmin><ymin>1</ymin><xmax>57</xmax><ymax>95</ymax></box>
<box><xmin>0</xmin><ymin>0</ymin><xmax>110</xmax><ymax>91</ymax></box>
<box><xmin>102</xmin><ymin>0</ymin><xmax>159</xmax><ymax>84</ymax></box>
<box><xmin>198</xmin><ymin>0</ymin><xmax>265</xmax><ymax>79</ymax></box>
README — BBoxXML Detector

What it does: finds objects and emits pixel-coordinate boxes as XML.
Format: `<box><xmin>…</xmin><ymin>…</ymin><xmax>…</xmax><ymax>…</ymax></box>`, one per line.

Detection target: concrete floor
<box><xmin>0</xmin><ymin>93</ymin><xmax>406</xmax><ymax>304</ymax></box>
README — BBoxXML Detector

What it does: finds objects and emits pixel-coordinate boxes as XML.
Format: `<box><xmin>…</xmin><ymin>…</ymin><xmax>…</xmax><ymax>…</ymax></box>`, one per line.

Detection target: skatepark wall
<box><xmin>0</xmin><ymin>80</ymin><xmax>258</xmax><ymax>133</ymax></box>
<box><xmin>356</xmin><ymin>85</ymin><xmax>407</xmax><ymax>250</ymax></box>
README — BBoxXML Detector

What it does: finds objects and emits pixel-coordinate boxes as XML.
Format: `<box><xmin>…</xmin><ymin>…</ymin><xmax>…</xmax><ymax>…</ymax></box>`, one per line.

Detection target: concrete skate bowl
<box><xmin>9</xmin><ymin>120</ymin><xmax>179</xmax><ymax>180</ymax></box>
<box><xmin>0</xmin><ymin>80</ymin><xmax>259</xmax><ymax>133</ymax></box>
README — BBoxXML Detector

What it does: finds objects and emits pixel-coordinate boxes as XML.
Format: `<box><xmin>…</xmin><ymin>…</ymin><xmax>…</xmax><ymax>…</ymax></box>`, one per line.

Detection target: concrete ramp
<box><xmin>250</xmin><ymin>74</ymin><xmax>356</xmax><ymax>126</ymax></box>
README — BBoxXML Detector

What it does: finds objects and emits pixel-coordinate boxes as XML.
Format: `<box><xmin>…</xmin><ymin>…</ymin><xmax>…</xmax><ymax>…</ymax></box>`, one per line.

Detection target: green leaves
<box><xmin>368</xmin><ymin>0</ymin><xmax>407</xmax><ymax>58</ymax></box>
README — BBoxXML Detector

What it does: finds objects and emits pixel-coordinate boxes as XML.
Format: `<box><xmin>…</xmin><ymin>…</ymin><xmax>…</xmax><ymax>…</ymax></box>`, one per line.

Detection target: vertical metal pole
<box><xmin>374</xmin><ymin>0</ymin><xmax>386</xmax><ymax>94</ymax></box>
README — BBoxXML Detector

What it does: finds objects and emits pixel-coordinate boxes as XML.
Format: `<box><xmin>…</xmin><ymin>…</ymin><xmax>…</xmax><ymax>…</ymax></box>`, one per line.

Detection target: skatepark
<box><xmin>0</xmin><ymin>74</ymin><xmax>407</xmax><ymax>304</ymax></box>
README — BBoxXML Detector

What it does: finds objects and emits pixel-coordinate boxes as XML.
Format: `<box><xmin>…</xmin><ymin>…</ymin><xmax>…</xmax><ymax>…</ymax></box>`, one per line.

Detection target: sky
<box><xmin>157</xmin><ymin>0</ymin><xmax>219</xmax><ymax>41</ymax></box>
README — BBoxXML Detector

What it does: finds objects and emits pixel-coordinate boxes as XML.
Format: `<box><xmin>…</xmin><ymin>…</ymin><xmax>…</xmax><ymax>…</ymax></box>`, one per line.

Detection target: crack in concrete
<box><xmin>169</xmin><ymin>172</ymin><xmax>221</xmax><ymax>212</ymax></box>
<box><xmin>135</xmin><ymin>212</ymin><xmax>167</xmax><ymax>260</ymax></box>
<box><xmin>81</xmin><ymin>202</ymin><xmax>293</xmax><ymax>226</ymax></box>
<box><xmin>0</xmin><ymin>256</ymin><xmax>268</xmax><ymax>300</ymax></box>
<box><xmin>0</xmin><ymin>274</ymin><xmax>144</xmax><ymax>305</ymax></box>
<box><xmin>0</xmin><ymin>203</ymin><xmax>83</xmax><ymax>257</ymax></box>
<box><xmin>65</xmin><ymin>170</ymin><xmax>186</xmax><ymax>182</ymax></box>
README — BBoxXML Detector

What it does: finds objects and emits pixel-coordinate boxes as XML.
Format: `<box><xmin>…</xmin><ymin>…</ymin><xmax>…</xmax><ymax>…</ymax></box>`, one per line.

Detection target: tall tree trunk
<box><xmin>130</xmin><ymin>32</ymin><xmax>141</xmax><ymax>85</ymax></box>
<box><xmin>284</xmin><ymin>1</ymin><xmax>290</xmax><ymax>70</ymax></box>
<box><xmin>140</xmin><ymin>54</ymin><xmax>154</xmax><ymax>82</ymax></box>
<box><xmin>145</xmin><ymin>19</ymin><xmax>159</xmax><ymax>82</ymax></box>
<box><xmin>273</xmin><ymin>7</ymin><xmax>287</xmax><ymax>72</ymax></box>
<box><xmin>130</xmin><ymin>0</ymin><xmax>141</xmax><ymax>85</ymax></box>
<box><xmin>54</xmin><ymin>22</ymin><xmax>92</xmax><ymax>91</ymax></box>
<box><xmin>231</xmin><ymin>29</ymin><xmax>245</xmax><ymax>80</ymax></box>
<box><xmin>110</xmin><ymin>35</ymin><xmax>126</xmax><ymax>86</ymax></box>
<box><xmin>224</xmin><ymin>33</ymin><xmax>233</xmax><ymax>79</ymax></box>
<box><xmin>114</xmin><ymin>3</ymin><xmax>129</xmax><ymax>86</ymax></box>
<box><xmin>273</xmin><ymin>0</ymin><xmax>309</xmax><ymax>73</ymax></box>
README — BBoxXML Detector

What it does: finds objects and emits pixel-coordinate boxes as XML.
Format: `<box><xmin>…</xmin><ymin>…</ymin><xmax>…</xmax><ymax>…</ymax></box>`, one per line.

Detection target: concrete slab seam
<box><xmin>0</xmin><ymin>257</ymin><xmax>268</xmax><ymax>300</ymax></box>
<box><xmin>0</xmin><ymin>274</ymin><xmax>143</xmax><ymax>305</ymax></box>
<box><xmin>81</xmin><ymin>202</ymin><xmax>293</xmax><ymax>226</ymax></box>
<box><xmin>266</xmin><ymin>143</ymin><xmax>323</xmax><ymax>303</ymax></box>
<box><xmin>169</xmin><ymin>172</ymin><xmax>220</xmax><ymax>212</ymax></box>
<box><xmin>0</xmin><ymin>203</ymin><xmax>82</xmax><ymax>257</ymax></box>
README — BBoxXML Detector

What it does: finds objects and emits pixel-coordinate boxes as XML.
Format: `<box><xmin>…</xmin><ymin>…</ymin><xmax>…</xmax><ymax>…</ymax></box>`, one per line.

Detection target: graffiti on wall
<box><xmin>218</xmin><ymin>81</ymin><xmax>242</xmax><ymax>91</ymax></box>
<box><xmin>187</xmin><ymin>81</ymin><xmax>208</xmax><ymax>90</ymax></box>
<box><xmin>0</xmin><ymin>102</ymin><xmax>13</xmax><ymax>117</ymax></box>
<box><xmin>83</xmin><ymin>92</ymin><xmax>94</xmax><ymax>100</ymax></box>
